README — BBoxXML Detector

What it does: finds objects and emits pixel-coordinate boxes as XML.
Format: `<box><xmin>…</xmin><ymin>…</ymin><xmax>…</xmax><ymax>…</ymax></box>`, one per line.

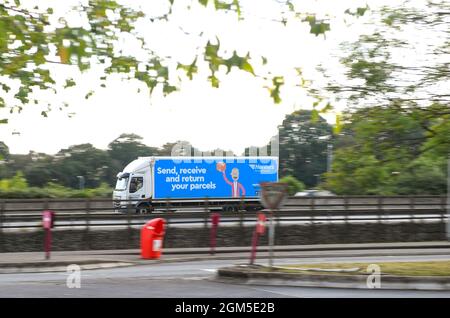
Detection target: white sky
<box><xmin>0</xmin><ymin>0</ymin><xmax>422</xmax><ymax>155</ymax></box>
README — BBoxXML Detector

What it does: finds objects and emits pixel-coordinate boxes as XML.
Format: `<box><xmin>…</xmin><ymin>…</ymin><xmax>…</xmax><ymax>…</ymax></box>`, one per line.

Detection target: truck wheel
<box><xmin>136</xmin><ymin>203</ymin><xmax>151</xmax><ymax>214</ymax></box>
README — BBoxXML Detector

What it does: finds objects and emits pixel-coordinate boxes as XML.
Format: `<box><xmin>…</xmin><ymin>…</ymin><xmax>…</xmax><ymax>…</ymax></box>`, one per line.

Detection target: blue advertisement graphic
<box><xmin>154</xmin><ymin>158</ymin><xmax>278</xmax><ymax>199</ymax></box>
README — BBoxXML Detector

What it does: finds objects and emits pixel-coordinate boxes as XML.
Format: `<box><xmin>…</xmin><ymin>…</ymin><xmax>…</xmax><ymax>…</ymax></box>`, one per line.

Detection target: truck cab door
<box><xmin>128</xmin><ymin>175</ymin><xmax>145</xmax><ymax>200</ymax></box>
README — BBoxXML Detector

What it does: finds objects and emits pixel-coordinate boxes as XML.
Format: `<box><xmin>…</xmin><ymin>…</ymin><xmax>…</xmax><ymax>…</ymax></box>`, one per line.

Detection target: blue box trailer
<box><xmin>153</xmin><ymin>157</ymin><xmax>278</xmax><ymax>199</ymax></box>
<box><xmin>113</xmin><ymin>156</ymin><xmax>278</xmax><ymax>212</ymax></box>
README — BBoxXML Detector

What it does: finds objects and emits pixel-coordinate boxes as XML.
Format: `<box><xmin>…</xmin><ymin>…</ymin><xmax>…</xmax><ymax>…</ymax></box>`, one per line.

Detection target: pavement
<box><xmin>1</xmin><ymin>241</ymin><xmax>450</xmax><ymax>273</ymax></box>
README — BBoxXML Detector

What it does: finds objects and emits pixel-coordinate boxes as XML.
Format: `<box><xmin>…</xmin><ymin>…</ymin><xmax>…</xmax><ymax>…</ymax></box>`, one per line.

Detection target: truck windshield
<box><xmin>115</xmin><ymin>177</ymin><xmax>128</xmax><ymax>191</ymax></box>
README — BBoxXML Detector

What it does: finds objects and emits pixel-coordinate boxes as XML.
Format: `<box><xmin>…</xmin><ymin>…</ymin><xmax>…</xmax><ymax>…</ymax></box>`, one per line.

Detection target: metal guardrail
<box><xmin>0</xmin><ymin>196</ymin><xmax>447</xmax><ymax>229</ymax></box>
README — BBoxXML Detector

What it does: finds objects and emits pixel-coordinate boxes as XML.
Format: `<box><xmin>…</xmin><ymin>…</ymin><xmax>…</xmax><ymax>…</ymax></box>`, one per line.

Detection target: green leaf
<box><xmin>333</xmin><ymin>114</ymin><xmax>342</xmax><ymax>135</ymax></box>
<box><xmin>64</xmin><ymin>78</ymin><xmax>76</xmax><ymax>88</ymax></box>
<box><xmin>311</xmin><ymin>109</ymin><xmax>319</xmax><ymax>122</ymax></box>
<box><xmin>163</xmin><ymin>84</ymin><xmax>177</xmax><ymax>95</ymax></box>
<box><xmin>269</xmin><ymin>76</ymin><xmax>284</xmax><ymax>104</ymax></box>
<box><xmin>85</xmin><ymin>91</ymin><xmax>94</xmax><ymax>99</ymax></box>
<box><xmin>208</xmin><ymin>75</ymin><xmax>219</xmax><ymax>88</ymax></box>
<box><xmin>345</xmin><ymin>6</ymin><xmax>369</xmax><ymax>17</ymax></box>
<box><xmin>0</xmin><ymin>119</ymin><xmax>8</xmax><ymax>124</ymax></box>
<box><xmin>198</xmin><ymin>0</ymin><xmax>208</xmax><ymax>7</ymax></box>
<box><xmin>14</xmin><ymin>86</ymin><xmax>30</xmax><ymax>104</ymax></box>
<box><xmin>304</xmin><ymin>15</ymin><xmax>330</xmax><ymax>36</ymax></box>
<box><xmin>233</xmin><ymin>0</ymin><xmax>241</xmax><ymax>18</ymax></box>
<box><xmin>356</xmin><ymin>6</ymin><xmax>369</xmax><ymax>16</ymax></box>
<box><xmin>177</xmin><ymin>58</ymin><xmax>198</xmax><ymax>80</ymax></box>
<box><xmin>320</xmin><ymin>103</ymin><xmax>333</xmax><ymax>113</ymax></box>
<box><xmin>1</xmin><ymin>84</ymin><xmax>11</xmax><ymax>93</ymax></box>
<box><xmin>224</xmin><ymin>52</ymin><xmax>254</xmax><ymax>75</ymax></box>
<box><xmin>214</xmin><ymin>0</ymin><xmax>231</xmax><ymax>10</ymax></box>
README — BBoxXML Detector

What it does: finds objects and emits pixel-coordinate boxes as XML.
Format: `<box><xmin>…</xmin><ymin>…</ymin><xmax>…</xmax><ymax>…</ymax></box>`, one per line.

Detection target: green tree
<box><xmin>278</xmin><ymin>110</ymin><xmax>332</xmax><ymax>187</ymax></box>
<box><xmin>52</xmin><ymin>143</ymin><xmax>112</xmax><ymax>188</ymax></box>
<box><xmin>316</xmin><ymin>1</ymin><xmax>450</xmax><ymax>110</ymax></box>
<box><xmin>324</xmin><ymin>105</ymin><xmax>449</xmax><ymax>195</ymax></box>
<box><xmin>0</xmin><ymin>141</ymin><xmax>9</xmax><ymax>159</ymax></box>
<box><xmin>279</xmin><ymin>175</ymin><xmax>305</xmax><ymax>196</ymax></box>
<box><xmin>107</xmin><ymin>133</ymin><xmax>159</xmax><ymax>167</ymax></box>
<box><xmin>0</xmin><ymin>171</ymin><xmax>28</xmax><ymax>190</ymax></box>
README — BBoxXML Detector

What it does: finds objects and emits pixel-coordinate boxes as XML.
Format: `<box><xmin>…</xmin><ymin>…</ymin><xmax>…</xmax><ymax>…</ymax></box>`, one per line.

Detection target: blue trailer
<box><xmin>113</xmin><ymin>156</ymin><xmax>278</xmax><ymax>213</ymax></box>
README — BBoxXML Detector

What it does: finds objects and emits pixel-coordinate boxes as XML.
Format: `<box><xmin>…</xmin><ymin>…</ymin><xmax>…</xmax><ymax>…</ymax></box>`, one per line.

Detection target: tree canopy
<box><xmin>0</xmin><ymin>0</ymin><xmax>348</xmax><ymax>124</ymax></box>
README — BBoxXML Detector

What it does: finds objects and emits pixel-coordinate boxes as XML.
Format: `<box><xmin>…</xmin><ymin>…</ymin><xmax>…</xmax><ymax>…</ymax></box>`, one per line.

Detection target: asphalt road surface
<box><xmin>1</xmin><ymin>254</ymin><xmax>450</xmax><ymax>298</ymax></box>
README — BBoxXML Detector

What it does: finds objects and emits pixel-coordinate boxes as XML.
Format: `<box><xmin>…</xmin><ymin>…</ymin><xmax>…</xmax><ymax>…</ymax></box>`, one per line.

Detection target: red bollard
<box><xmin>250</xmin><ymin>212</ymin><xmax>266</xmax><ymax>265</ymax></box>
<box><xmin>210</xmin><ymin>213</ymin><xmax>220</xmax><ymax>255</ymax></box>
<box><xmin>42</xmin><ymin>210</ymin><xmax>55</xmax><ymax>260</ymax></box>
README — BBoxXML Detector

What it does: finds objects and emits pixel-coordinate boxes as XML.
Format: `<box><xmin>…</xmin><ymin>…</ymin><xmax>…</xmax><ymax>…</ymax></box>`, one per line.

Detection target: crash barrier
<box><xmin>0</xmin><ymin>196</ymin><xmax>448</xmax><ymax>230</ymax></box>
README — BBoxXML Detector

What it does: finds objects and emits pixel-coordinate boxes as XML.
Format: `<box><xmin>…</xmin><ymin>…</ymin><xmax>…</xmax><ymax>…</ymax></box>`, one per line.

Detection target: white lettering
<box><xmin>66</xmin><ymin>264</ymin><xmax>81</xmax><ymax>289</ymax></box>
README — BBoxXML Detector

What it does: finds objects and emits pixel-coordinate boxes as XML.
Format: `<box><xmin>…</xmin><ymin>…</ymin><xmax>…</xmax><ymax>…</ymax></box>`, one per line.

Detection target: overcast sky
<box><xmin>0</xmin><ymin>0</ymin><xmax>405</xmax><ymax>155</ymax></box>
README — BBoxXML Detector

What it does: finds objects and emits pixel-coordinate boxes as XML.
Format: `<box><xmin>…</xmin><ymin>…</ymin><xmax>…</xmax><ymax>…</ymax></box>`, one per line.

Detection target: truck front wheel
<box><xmin>136</xmin><ymin>203</ymin><xmax>152</xmax><ymax>214</ymax></box>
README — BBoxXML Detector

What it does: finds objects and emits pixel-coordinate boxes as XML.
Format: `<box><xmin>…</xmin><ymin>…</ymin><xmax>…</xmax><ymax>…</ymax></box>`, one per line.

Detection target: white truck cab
<box><xmin>112</xmin><ymin>157</ymin><xmax>154</xmax><ymax>212</ymax></box>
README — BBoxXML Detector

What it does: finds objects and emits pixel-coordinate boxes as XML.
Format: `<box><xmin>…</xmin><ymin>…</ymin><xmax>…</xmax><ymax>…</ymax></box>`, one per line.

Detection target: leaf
<box><xmin>311</xmin><ymin>109</ymin><xmax>319</xmax><ymax>123</ymax></box>
<box><xmin>58</xmin><ymin>46</ymin><xmax>69</xmax><ymax>64</ymax></box>
<box><xmin>269</xmin><ymin>76</ymin><xmax>284</xmax><ymax>104</ymax></box>
<box><xmin>241</xmin><ymin>58</ymin><xmax>255</xmax><ymax>75</ymax></box>
<box><xmin>320</xmin><ymin>103</ymin><xmax>333</xmax><ymax>113</ymax></box>
<box><xmin>163</xmin><ymin>84</ymin><xmax>177</xmax><ymax>95</ymax></box>
<box><xmin>233</xmin><ymin>0</ymin><xmax>241</xmax><ymax>18</ymax></box>
<box><xmin>304</xmin><ymin>15</ymin><xmax>330</xmax><ymax>36</ymax></box>
<box><xmin>208</xmin><ymin>75</ymin><xmax>219</xmax><ymax>88</ymax></box>
<box><xmin>198</xmin><ymin>0</ymin><xmax>208</xmax><ymax>7</ymax></box>
<box><xmin>0</xmin><ymin>119</ymin><xmax>8</xmax><ymax>124</ymax></box>
<box><xmin>333</xmin><ymin>114</ymin><xmax>342</xmax><ymax>135</ymax></box>
<box><xmin>345</xmin><ymin>6</ymin><xmax>369</xmax><ymax>17</ymax></box>
<box><xmin>356</xmin><ymin>6</ymin><xmax>369</xmax><ymax>16</ymax></box>
<box><xmin>85</xmin><ymin>90</ymin><xmax>94</xmax><ymax>99</ymax></box>
<box><xmin>64</xmin><ymin>78</ymin><xmax>76</xmax><ymax>88</ymax></box>
<box><xmin>177</xmin><ymin>58</ymin><xmax>198</xmax><ymax>80</ymax></box>
<box><xmin>224</xmin><ymin>52</ymin><xmax>255</xmax><ymax>75</ymax></box>
<box><xmin>214</xmin><ymin>0</ymin><xmax>231</xmax><ymax>10</ymax></box>
<box><xmin>1</xmin><ymin>84</ymin><xmax>10</xmax><ymax>93</ymax></box>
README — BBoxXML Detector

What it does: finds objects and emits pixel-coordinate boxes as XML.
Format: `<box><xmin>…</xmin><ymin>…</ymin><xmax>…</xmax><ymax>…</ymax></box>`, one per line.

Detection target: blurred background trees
<box><xmin>0</xmin><ymin>103</ymin><xmax>447</xmax><ymax>198</ymax></box>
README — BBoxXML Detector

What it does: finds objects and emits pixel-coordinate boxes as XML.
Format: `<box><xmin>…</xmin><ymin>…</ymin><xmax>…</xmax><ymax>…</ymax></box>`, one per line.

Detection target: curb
<box><xmin>0</xmin><ymin>260</ymin><xmax>135</xmax><ymax>274</ymax></box>
<box><xmin>216</xmin><ymin>266</ymin><xmax>450</xmax><ymax>291</ymax></box>
<box><xmin>3</xmin><ymin>249</ymin><xmax>450</xmax><ymax>274</ymax></box>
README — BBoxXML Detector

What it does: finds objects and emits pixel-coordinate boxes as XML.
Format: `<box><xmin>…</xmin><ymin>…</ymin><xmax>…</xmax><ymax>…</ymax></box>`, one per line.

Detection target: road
<box><xmin>1</xmin><ymin>254</ymin><xmax>450</xmax><ymax>298</ymax></box>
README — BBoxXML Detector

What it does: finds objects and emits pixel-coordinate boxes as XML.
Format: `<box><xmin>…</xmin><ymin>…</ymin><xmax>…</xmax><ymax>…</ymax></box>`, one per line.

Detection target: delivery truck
<box><xmin>113</xmin><ymin>156</ymin><xmax>278</xmax><ymax>213</ymax></box>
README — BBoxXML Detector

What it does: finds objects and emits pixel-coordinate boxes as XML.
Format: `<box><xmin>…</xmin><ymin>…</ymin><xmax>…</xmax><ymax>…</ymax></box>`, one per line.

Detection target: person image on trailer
<box><xmin>216</xmin><ymin>162</ymin><xmax>246</xmax><ymax>197</ymax></box>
